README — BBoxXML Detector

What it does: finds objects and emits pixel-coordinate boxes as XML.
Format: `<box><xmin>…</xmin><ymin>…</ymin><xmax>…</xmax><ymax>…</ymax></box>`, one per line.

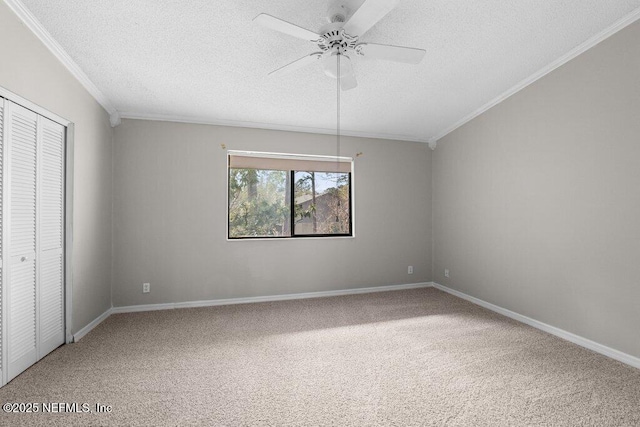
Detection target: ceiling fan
<box><xmin>254</xmin><ymin>0</ymin><xmax>426</xmax><ymax>90</ymax></box>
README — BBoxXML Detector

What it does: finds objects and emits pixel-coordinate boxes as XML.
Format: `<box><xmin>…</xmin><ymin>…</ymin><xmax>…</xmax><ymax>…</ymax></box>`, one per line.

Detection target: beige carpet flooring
<box><xmin>0</xmin><ymin>288</ymin><xmax>639</xmax><ymax>426</ymax></box>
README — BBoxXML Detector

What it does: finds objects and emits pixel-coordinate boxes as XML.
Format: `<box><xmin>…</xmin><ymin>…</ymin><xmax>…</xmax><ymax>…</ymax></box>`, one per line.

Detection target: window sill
<box><xmin>226</xmin><ymin>235</ymin><xmax>355</xmax><ymax>242</ymax></box>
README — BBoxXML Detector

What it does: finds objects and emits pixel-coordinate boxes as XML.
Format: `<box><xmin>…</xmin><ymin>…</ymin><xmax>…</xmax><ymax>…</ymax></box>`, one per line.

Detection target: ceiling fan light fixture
<box><xmin>322</xmin><ymin>52</ymin><xmax>353</xmax><ymax>79</ymax></box>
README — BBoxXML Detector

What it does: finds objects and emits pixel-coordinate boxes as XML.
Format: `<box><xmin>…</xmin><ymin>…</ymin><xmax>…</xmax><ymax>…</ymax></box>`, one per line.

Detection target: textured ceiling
<box><xmin>18</xmin><ymin>0</ymin><xmax>640</xmax><ymax>142</ymax></box>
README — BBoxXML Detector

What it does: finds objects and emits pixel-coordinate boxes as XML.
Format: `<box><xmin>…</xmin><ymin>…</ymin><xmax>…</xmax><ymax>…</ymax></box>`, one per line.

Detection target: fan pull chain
<box><xmin>336</xmin><ymin>53</ymin><xmax>341</xmax><ymax>223</ymax></box>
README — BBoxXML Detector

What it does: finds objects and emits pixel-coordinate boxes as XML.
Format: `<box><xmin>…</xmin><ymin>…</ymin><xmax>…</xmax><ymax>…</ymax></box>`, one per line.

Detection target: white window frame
<box><xmin>226</xmin><ymin>150</ymin><xmax>355</xmax><ymax>241</ymax></box>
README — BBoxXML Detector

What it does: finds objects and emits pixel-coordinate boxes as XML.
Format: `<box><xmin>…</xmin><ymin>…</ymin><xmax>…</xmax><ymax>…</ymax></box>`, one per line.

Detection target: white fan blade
<box><xmin>269</xmin><ymin>53</ymin><xmax>323</xmax><ymax>77</ymax></box>
<box><xmin>343</xmin><ymin>0</ymin><xmax>400</xmax><ymax>36</ymax></box>
<box><xmin>357</xmin><ymin>43</ymin><xmax>426</xmax><ymax>64</ymax></box>
<box><xmin>254</xmin><ymin>14</ymin><xmax>320</xmax><ymax>41</ymax></box>
<box><xmin>340</xmin><ymin>73</ymin><xmax>358</xmax><ymax>91</ymax></box>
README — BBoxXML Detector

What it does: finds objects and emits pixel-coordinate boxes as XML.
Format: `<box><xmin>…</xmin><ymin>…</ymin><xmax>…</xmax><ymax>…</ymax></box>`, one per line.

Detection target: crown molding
<box><xmin>12</xmin><ymin>0</ymin><xmax>635</xmax><ymax>141</ymax></box>
<box><xmin>109</xmin><ymin>112</ymin><xmax>121</xmax><ymax>127</ymax></box>
<box><xmin>119</xmin><ymin>112</ymin><xmax>430</xmax><ymax>144</ymax></box>
<box><xmin>429</xmin><ymin>5</ymin><xmax>640</xmax><ymax>145</ymax></box>
<box><xmin>3</xmin><ymin>0</ymin><xmax>119</xmax><ymax>125</ymax></box>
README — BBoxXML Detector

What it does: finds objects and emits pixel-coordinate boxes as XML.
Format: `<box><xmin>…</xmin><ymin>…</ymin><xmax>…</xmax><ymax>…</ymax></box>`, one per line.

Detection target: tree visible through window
<box><xmin>228</xmin><ymin>169</ymin><xmax>290</xmax><ymax>237</ymax></box>
<box><xmin>294</xmin><ymin>171</ymin><xmax>350</xmax><ymax>235</ymax></box>
<box><xmin>228</xmin><ymin>152</ymin><xmax>352</xmax><ymax>239</ymax></box>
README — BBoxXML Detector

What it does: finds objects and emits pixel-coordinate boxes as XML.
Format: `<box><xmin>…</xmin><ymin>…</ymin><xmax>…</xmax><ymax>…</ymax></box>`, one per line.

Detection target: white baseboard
<box><xmin>73</xmin><ymin>308</ymin><xmax>113</xmax><ymax>342</ymax></box>
<box><xmin>431</xmin><ymin>282</ymin><xmax>640</xmax><ymax>370</ymax></box>
<box><xmin>111</xmin><ymin>282</ymin><xmax>432</xmax><ymax>314</ymax></box>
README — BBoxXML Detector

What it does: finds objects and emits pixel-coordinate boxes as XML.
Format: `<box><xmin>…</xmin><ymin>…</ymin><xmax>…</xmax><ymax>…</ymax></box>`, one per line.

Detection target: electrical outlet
<box><xmin>408</xmin><ymin>266</ymin><xmax>414</xmax><ymax>275</ymax></box>
<box><xmin>444</xmin><ymin>269</ymin><xmax>450</xmax><ymax>278</ymax></box>
<box><xmin>143</xmin><ymin>283</ymin><xmax>150</xmax><ymax>293</ymax></box>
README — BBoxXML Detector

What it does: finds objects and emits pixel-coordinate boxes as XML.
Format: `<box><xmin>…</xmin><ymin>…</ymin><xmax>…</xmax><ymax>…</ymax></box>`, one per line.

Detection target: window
<box><xmin>228</xmin><ymin>151</ymin><xmax>353</xmax><ymax>239</ymax></box>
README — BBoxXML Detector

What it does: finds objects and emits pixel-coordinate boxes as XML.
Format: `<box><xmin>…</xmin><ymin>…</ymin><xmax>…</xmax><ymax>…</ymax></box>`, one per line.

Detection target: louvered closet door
<box><xmin>6</xmin><ymin>102</ymin><xmax>38</xmax><ymax>381</ymax></box>
<box><xmin>37</xmin><ymin>117</ymin><xmax>64</xmax><ymax>359</ymax></box>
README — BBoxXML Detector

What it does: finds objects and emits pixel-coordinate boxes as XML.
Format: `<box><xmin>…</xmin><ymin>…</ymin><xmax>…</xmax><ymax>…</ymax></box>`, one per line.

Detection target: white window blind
<box><xmin>229</xmin><ymin>151</ymin><xmax>352</xmax><ymax>173</ymax></box>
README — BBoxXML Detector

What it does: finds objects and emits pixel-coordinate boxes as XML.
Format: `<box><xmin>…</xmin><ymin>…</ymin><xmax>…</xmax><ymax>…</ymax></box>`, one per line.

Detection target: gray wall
<box><xmin>112</xmin><ymin>119</ymin><xmax>432</xmax><ymax>306</ymax></box>
<box><xmin>433</xmin><ymin>20</ymin><xmax>640</xmax><ymax>358</ymax></box>
<box><xmin>0</xmin><ymin>3</ymin><xmax>113</xmax><ymax>334</ymax></box>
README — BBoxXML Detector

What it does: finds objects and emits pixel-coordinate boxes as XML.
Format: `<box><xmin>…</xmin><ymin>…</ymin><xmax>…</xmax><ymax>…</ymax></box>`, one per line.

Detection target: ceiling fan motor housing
<box><xmin>317</xmin><ymin>22</ymin><xmax>358</xmax><ymax>79</ymax></box>
<box><xmin>317</xmin><ymin>23</ymin><xmax>358</xmax><ymax>55</ymax></box>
